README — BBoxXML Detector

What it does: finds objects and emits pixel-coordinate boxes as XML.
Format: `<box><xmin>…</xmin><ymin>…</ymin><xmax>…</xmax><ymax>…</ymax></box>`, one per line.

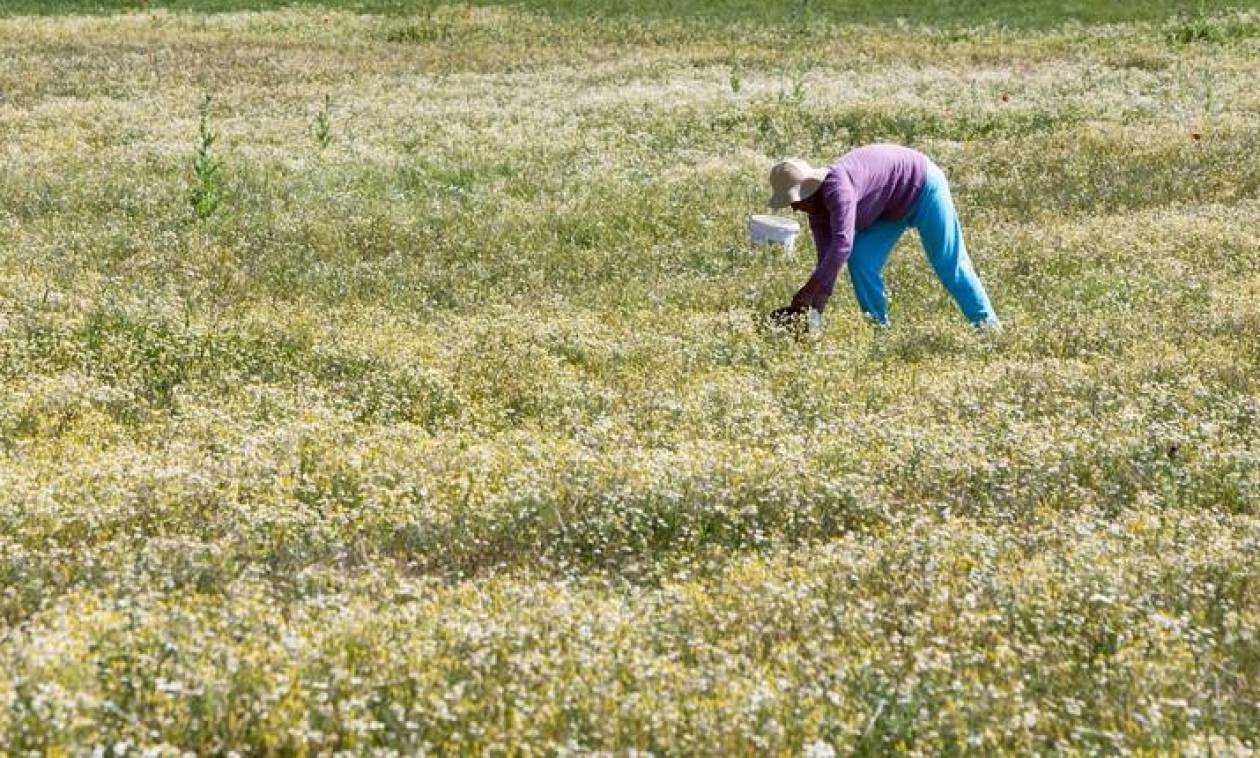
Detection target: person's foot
<box><xmin>974</xmin><ymin>316</ymin><xmax>1002</xmax><ymax>334</ymax></box>
<box><xmin>864</xmin><ymin>313</ymin><xmax>890</xmax><ymax>331</ymax></box>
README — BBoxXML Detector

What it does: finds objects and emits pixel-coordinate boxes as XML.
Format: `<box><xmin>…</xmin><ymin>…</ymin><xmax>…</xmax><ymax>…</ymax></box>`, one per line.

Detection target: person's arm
<box><xmin>808</xmin><ymin>212</ymin><xmax>830</xmax><ymax>267</ymax></box>
<box><xmin>791</xmin><ymin>179</ymin><xmax>855</xmax><ymax>312</ymax></box>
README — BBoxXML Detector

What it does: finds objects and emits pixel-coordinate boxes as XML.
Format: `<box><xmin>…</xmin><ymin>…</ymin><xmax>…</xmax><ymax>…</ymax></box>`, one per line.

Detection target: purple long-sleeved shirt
<box><xmin>791</xmin><ymin>144</ymin><xmax>928</xmax><ymax>311</ymax></box>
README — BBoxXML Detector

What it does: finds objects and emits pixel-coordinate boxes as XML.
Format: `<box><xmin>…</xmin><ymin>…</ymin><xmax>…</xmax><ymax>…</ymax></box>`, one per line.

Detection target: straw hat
<box><xmin>767</xmin><ymin>158</ymin><xmax>829</xmax><ymax>209</ymax></box>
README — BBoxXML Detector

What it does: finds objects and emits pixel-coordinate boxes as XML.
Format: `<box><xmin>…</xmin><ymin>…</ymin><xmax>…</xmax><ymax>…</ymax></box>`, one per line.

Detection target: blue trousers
<box><xmin>848</xmin><ymin>164</ymin><xmax>998</xmax><ymax>326</ymax></box>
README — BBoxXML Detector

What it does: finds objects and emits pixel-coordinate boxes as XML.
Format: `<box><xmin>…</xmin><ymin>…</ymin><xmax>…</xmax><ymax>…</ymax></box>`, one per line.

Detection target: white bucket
<box><xmin>748</xmin><ymin>214</ymin><xmax>800</xmax><ymax>253</ymax></box>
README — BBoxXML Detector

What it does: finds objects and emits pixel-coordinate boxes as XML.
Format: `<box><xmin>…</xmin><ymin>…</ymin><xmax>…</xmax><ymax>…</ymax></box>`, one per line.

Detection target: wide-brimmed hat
<box><xmin>768</xmin><ymin>158</ymin><xmax>828</xmax><ymax>209</ymax></box>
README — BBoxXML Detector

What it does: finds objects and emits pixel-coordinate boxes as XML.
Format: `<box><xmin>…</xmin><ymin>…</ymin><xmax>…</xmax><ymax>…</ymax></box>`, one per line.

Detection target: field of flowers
<box><xmin>1</xmin><ymin>1</ymin><xmax>1259</xmax><ymax>752</ymax></box>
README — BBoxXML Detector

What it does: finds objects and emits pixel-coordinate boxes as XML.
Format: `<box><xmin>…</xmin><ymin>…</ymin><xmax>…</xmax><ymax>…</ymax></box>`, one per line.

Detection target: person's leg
<box><xmin>846</xmin><ymin>220</ymin><xmax>907</xmax><ymax>326</ymax></box>
<box><xmin>911</xmin><ymin>165</ymin><xmax>1000</xmax><ymax>326</ymax></box>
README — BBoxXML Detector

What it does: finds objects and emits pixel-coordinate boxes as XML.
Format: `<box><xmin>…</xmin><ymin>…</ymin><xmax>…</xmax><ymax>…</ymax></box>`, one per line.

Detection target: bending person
<box><xmin>767</xmin><ymin>144</ymin><xmax>1000</xmax><ymax>330</ymax></box>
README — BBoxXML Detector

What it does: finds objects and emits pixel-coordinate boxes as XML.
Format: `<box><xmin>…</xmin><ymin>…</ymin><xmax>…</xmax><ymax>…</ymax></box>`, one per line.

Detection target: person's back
<box><xmin>833</xmin><ymin>144</ymin><xmax>927</xmax><ymax>227</ymax></box>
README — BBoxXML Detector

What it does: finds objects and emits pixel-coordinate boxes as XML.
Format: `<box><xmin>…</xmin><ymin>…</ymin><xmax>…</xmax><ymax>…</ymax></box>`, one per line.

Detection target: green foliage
<box><xmin>313</xmin><ymin>93</ymin><xmax>334</xmax><ymax>149</ymax></box>
<box><xmin>1</xmin><ymin>0</ymin><xmax>1254</xmax><ymax>29</ymax></box>
<box><xmin>189</xmin><ymin>94</ymin><xmax>223</xmax><ymax>220</ymax></box>
<box><xmin>385</xmin><ymin>8</ymin><xmax>453</xmax><ymax>42</ymax></box>
<box><xmin>2</xmin><ymin>2</ymin><xmax>1260</xmax><ymax>754</ymax></box>
<box><xmin>1165</xmin><ymin>3</ymin><xmax>1260</xmax><ymax>44</ymax></box>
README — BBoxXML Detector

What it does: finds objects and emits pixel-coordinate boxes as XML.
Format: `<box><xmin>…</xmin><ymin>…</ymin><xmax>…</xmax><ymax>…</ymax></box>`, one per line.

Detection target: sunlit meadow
<box><xmin>1</xmin><ymin>0</ymin><xmax>1259</xmax><ymax>752</ymax></box>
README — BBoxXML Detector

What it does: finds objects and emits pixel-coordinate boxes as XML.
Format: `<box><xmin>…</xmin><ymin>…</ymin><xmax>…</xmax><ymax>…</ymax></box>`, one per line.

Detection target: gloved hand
<box><xmin>760</xmin><ymin>304</ymin><xmax>818</xmax><ymax>338</ymax></box>
<box><xmin>765</xmin><ymin>305</ymin><xmax>807</xmax><ymax>328</ymax></box>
